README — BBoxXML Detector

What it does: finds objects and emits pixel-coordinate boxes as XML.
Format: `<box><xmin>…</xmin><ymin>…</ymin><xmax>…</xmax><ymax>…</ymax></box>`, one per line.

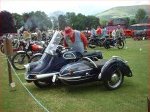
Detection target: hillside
<box><xmin>96</xmin><ymin>5</ymin><xmax>150</xmax><ymax>20</ymax></box>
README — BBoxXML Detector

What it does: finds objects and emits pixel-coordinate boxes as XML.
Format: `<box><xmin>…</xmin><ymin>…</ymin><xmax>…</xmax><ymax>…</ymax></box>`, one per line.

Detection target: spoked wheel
<box><xmin>0</xmin><ymin>44</ymin><xmax>4</xmax><ymax>54</ymax></box>
<box><xmin>104</xmin><ymin>69</ymin><xmax>124</xmax><ymax>90</ymax></box>
<box><xmin>104</xmin><ymin>41</ymin><xmax>110</xmax><ymax>49</ymax></box>
<box><xmin>34</xmin><ymin>79</ymin><xmax>52</xmax><ymax>88</ymax></box>
<box><xmin>88</xmin><ymin>39</ymin><xmax>96</xmax><ymax>48</ymax></box>
<box><xmin>11</xmin><ymin>52</ymin><xmax>30</xmax><ymax>70</ymax></box>
<box><xmin>117</xmin><ymin>40</ymin><xmax>124</xmax><ymax>49</ymax></box>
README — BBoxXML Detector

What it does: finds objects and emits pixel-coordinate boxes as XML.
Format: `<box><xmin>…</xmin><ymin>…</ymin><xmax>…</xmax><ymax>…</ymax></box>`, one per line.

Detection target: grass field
<box><xmin>0</xmin><ymin>38</ymin><xmax>149</xmax><ymax>112</ymax></box>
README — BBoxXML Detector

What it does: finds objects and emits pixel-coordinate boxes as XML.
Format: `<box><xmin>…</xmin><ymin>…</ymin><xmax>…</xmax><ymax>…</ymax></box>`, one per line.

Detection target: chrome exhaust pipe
<box><xmin>35</xmin><ymin>72</ymin><xmax>59</xmax><ymax>79</ymax></box>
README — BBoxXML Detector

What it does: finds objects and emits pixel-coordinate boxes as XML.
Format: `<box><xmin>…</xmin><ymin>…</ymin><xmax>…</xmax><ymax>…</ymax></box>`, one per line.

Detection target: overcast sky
<box><xmin>0</xmin><ymin>0</ymin><xmax>149</xmax><ymax>15</ymax></box>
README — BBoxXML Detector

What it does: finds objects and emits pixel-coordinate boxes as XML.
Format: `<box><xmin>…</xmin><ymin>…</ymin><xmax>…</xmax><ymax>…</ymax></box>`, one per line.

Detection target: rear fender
<box><xmin>100</xmin><ymin>58</ymin><xmax>132</xmax><ymax>81</ymax></box>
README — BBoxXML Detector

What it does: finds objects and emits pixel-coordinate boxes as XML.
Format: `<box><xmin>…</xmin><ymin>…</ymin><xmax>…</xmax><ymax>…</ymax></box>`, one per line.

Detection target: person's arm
<box><xmin>63</xmin><ymin>38</ymin><xmax>68</xmax><ymax>47</ymax></box>
<box><xmin>80</xmin><ymin>33</ymin><xmax>88</xmax><ymax>50</ymax></box>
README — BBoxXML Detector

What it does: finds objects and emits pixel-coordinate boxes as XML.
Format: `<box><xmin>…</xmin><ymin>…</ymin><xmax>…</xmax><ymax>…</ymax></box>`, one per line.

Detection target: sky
<box><xmin>0</xmin><ymin>0</ymin><xmax>149</xmax><ymax>16</ymax></box>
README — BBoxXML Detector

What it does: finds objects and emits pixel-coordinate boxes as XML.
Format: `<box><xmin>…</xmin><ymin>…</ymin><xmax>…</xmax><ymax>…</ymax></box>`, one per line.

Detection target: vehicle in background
<box><xmin>129</xmin><ymin>23</ymin><xmax>150</xmax><ymax>40</ymax></box>
<box><xmin>106</xmin><ymin>18</ymin><xmax>133</xmax><ymax>38</ymax></box>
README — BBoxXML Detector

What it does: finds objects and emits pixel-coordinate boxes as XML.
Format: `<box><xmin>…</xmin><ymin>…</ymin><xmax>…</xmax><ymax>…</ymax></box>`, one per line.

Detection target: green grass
<box><xmin>0</xmin><ymin>38</ymin><xmax>148</xmax><ymax>112</ymax></box>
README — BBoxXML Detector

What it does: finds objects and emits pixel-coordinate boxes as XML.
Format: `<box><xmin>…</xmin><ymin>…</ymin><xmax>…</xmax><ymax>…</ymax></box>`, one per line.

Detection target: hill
<box><xmin>96</xmin><ymin>5</ymin><xmax>150</xmax><ymax>20</ymax></box>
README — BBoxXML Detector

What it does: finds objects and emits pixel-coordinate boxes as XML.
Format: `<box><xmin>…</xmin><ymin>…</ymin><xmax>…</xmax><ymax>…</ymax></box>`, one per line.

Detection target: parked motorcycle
<box><xmin>88</xmin><ymin>35</ymin><xmax>105</xmax><ymax>48</ymax></box>
<box><xmin>11</xmin><ymin>40</ymin><xmax>45</xmax><ymax>70</ymax></box>
<box><xmin>24</xmin><ymin>31</ymin><xmax>132</xmax><ymax>90</ymax></box>
<box><xmin>103</xmin><ymin>37</ymin><xmax>124</xmax><ymax>49</ymax></box>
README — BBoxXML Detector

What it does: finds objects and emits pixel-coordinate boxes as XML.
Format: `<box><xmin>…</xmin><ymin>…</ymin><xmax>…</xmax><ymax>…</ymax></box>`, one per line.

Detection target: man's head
<box><xmin>117</xmin><ymin>25</ymin><xmax>121</xmax><ymax>29</ymax></box>
<box><xmin>64</xmin><ymin>26</ymin><xmax>74</xmax><ymax>38</ymax></box>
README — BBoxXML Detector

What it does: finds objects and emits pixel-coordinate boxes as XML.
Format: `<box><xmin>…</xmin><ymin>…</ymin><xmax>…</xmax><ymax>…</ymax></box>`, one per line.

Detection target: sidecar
<box><xmin>58</xmin><ymin>56</ymin><xmax>132</xmax><ymax>90</ymax></box>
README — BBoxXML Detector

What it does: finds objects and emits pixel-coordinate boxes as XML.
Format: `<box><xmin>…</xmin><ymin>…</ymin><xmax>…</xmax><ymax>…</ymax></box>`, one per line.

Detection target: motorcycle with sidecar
<box><xmin>24</xmin><ymin>31</ymin><xmax>132</xmax><ymax>90</ymax></box>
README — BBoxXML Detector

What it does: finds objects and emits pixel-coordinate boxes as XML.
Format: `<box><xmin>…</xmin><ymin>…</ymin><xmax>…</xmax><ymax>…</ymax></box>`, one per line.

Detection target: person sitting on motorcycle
<box><xmin>63</xmin><ymin>26</ymin><xmax>88</xmax><ymax>54</ymax></box>
<box><xmin>115</xmin><ymin>25</ymin><xmax>125</xmax><ymax>38</ymax></box>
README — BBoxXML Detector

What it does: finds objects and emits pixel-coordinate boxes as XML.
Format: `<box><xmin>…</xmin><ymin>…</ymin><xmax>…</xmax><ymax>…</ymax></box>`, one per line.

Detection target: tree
<box><xmin>0</xmin><ymin>11</ymin><xmax>16</xmax><ymax>36</ymax></box>
<box><xmin>100</xmin><ymin>18</ymin><xmax>107</xmax><ymax>27</ymax></box>
<box><xmin>12</xmin><ymin>13</ymin><xmax>24</xmax><ymax>29</ymax></box>
<box><xmin>135</xmin><ymin>9</ymin><xmax>147</xmax><ymax>23</ymax></box>
<box><xmin>58</xmin><ymin>15</ymin><xmax>67</xmax><ymax>30</ymax></box>
<box><xmin>22</xmin><ymin>11</ymin><xmax>52</xmax><ymax>31</ymax></box>
<box><xmin>129</xmin><ymin>18</ymin><xmax>136</xmax><ymax>25</ymax></box>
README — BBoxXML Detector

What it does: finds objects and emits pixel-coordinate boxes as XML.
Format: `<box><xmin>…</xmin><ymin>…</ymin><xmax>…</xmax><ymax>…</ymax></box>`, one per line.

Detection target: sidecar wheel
<box><xmin>104</xmin><ymin>69</ymin><xmax>124</xmax><ymax>90</ymax></box>
<box><xmin>34</xmin><ymin>80</ymin><xmax>52</xmax><ymax>88</ymax></box>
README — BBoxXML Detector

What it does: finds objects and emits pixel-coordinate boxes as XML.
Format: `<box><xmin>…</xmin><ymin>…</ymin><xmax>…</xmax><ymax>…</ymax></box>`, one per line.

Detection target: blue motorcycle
<box><xmin>24</xmin><ymin>31</ymin><xmax>132</xmax><ymax>90</ymax></box>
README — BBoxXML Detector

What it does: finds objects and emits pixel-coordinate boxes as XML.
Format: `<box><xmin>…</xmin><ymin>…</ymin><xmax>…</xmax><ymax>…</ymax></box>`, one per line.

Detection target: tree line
<box><xmin>12</xmin><ymin>8</ymin><xmax>148</xmax><ymax>31</ymax></box>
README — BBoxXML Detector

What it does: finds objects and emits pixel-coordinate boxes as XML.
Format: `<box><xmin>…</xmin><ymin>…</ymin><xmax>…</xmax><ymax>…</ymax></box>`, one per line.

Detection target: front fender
<box><xmin>16</xmin><ymin>50</ymin><xmax>26</xmax><ymax>54</ymax></box>
<box><xmin>32</xmin><ymin>53</ymin><xmax>43</xmax><ymax>57</ymax></box>
<box><xmin>100</xmin><ymin>57</ymin><xmax>132</xmax><ymax>81</ymax></box>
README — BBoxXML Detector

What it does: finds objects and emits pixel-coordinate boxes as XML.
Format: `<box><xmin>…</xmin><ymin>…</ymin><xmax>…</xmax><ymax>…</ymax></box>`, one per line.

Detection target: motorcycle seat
<box><xmin>83</xmin><ymin>51</ymin><xmax>103</xmax><ymax>59</ymax></box>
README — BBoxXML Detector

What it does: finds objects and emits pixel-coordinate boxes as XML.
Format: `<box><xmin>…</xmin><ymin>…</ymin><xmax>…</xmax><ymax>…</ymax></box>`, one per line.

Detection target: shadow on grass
<box><xmin>26</xmin><ymin>80</ymin><xmax>133</xmax><ymax>94</ymax></box>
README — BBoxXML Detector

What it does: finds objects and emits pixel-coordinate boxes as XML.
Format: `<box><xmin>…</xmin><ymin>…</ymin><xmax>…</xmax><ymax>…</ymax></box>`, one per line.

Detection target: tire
<box><xmin>104</xmin><ymin>41</ymin><xmax>110</xmax><ymax>49</ymax></box>
<box><xmin>11</xmin><ymin>52</ymin><xmax>30</xmax><ymax>70</ymax></box>
<box><xmin>117</xmin><ymin>40</ymin><xmax>124</xmax><ymax>49</ymax></box>
<box><xmin>0</xmin><ymin>44</ymin><xmax>4</xmax><ymax>54</ymax></box>
<box><xmin>29</xmin><ymin>54</ymin><xmax>42</xmax><ymax>63</ymax></box>
<box><xmin>34</xmin><ymin>79</ymin><xmax>52</xmax><ymax>88</ymax></box>
<box><xmin>104</xmin><ymin>69</ymin><xmax>124</xmax><ymax>90</ymax></box>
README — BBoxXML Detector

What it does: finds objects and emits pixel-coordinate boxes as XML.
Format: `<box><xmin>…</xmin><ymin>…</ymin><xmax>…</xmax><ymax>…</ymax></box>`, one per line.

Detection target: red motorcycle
<box><xmin>11</xmin><ymin>40</ymin><xmax>45</xmax><ymax>70</ymax></box>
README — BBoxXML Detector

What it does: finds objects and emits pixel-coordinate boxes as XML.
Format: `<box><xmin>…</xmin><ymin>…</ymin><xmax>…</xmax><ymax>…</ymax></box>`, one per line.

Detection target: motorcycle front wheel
<box><xmin>11</xmin><ymin>52</ymin><xmax>30</xmax><ymax>70</ymax></box>
<box><xmin>104</xmin><ymin>41</ymin><xmax>110</xmax><ymax>49</ymax></box>
<box><xmin>34</xmin><ymin>79</ymin><xmax>52</xmax><ymax>88</ymax></box>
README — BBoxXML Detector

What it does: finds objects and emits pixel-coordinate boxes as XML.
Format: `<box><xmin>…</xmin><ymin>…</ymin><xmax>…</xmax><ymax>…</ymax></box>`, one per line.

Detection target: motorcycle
<box><xmin>103</xmin><ymin>37</ymin><xmax>124</xmax><ymax>49</ymax></box>
<box><xmin>88</xmin><ymin>35</ymin><xmax>105</xmax><ymax>48</ymax></box>
<box><xmin>11</xmin><ymin>40</ymin><xmax>45</xmax><ymax>70</ymax></box>
<box><xmin>24</xmin><ymin>31</ymin><xmax>132</xmax><ymax>90</ymax></box>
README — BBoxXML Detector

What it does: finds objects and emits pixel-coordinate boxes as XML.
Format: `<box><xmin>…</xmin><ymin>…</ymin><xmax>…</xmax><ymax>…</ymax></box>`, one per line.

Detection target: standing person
<box><xmin>35</xmin><ymin>28</ymin><xmax>42</xmax><ymax>41</ymax></box>
<box><xmin>96</xmin><ymin>26</ymin><xmax>102</xmax><ymax>37</ymax></box>
<box><xmin>101</xmin><ymin>27</ymin><xmax>108</xmax><ymax>38</ymax></box>
<box><xmin>90</xmin><ymin>27</ymin><xmax>96</xmax><ymax>38</ymax></box>
<box><xmin>63</xmin><ymin>26</ymin><xmax>88</xmax><ymax>54</ymax></box>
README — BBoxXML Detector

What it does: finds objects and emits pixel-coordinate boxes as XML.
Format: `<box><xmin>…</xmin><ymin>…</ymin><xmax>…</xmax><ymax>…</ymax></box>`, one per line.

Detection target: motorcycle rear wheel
<box><xmin>29</xmin><ymin>54</ymin><xmax>42</xmax><ymax>63</ymax></box>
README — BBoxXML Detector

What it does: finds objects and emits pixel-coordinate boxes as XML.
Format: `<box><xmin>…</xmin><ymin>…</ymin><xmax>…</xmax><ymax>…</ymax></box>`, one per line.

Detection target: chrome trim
<box><xmin>59</xmin><ymin>76</ymin><xmax>93</xmax><ymax>81</ymax></box>
<box><xmin>98</xmin><ymin>73</ymin><xmax>102</xmax><ymax>79</ymax></box>
<box><xmin>35</xmin><ymin>72</ymin><xmax>59</xmax><ymax>79</ymax></box>
<box><xmin>16</xmin><ymin>51</ymin><xmax>26</xmax><ymax>53</ymax></box>
<box><xmin>63</xmin><ymin>52</ymin><xmax>76</xmax><ymax>59</ymax></box>
<box><xmin>82</xmin><ymin>57</ymin><xmax>97</xmax><ymax>68</ymax></box>
<box><xmin>60</xmin><ymin>68</ymin><xmax>92</xmax><ymax>76</ymax></box>
<box><xmin>58</xmin><ymin>76</ymin><xmax>81</xmax><ymax>80</ymax></box>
